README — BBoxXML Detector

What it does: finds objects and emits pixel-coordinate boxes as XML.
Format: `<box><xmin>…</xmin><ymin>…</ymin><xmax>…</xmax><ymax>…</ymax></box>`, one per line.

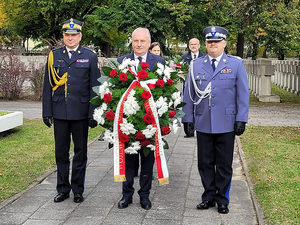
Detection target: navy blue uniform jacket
<box><xmin>43</xmin><ymin>45</ymin><xmax>100</xmax><ymax>120</ymax></box>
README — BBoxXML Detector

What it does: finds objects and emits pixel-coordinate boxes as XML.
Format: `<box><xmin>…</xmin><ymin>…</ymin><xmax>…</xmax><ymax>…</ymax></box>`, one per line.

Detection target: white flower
<box><xmin>172</xmin><ymin>119</ymin><xmax>180</xmax><ymax>134</ymax></box>
<box><xmin>120</xmin><ymin>119</ymin><xmax>136</xmax><ymax>135</ymax></box>
<box><xmin>118</xmin><ymin>58</ymin><xmax>131</xmax><ymax>70</ymax></box>
<box><xmin>99</xmin><ymin>81</ymin><xmax>111</xmax><ymax>99</ymax></box>
<box><xmin>163</xmin><ymin>66</ymin><xmax>172</xmax><ymax>83</ymax></box>
<box><xmin>123</xmin><ymin>90</ymin><xmax>140</xmax><ymax>116</ymax></box>
<box><xmin>93</xmin><ymin>107</ymin><xmax>105</xmax><ymax>125</ymax></box>
<box><xmin>168</xmin><ymin>100</ymin><xmax>174</xmax><ymax>108</ymax></box>
<box><xmin>103</xmin><ymin>130</ymin><xmax>114</xmax><ymax>144</ymax></box>
<box><xmin>172</xmin><ymin>91</ymin><xmax>182</xmax><ymax>108</ymax></box>
<box><xmin>125</xmin><ymin>141</ymin><xmax>141</xmax><ymax>154</ymax></box>
<box><xmin>156</xmin><ymin>96</ymin><xmax>168</xmax><ymax>117</ymax></box>
<box><xmin>142</xmin><ymin>125</ymin><xmax>157</xmax><ymax>138</ymax></box>
<box><xmin>147</xmin><ymin>144</ymin><xmax>156</xmax><ymax>151</ymax></box>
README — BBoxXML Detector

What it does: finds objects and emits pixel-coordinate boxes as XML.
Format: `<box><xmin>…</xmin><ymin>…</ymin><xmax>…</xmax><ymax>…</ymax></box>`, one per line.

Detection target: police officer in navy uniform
<box><xmin>182</xmin><ymin>26</ymin><xmax>249</xmax><ymax>214</ymax></box>
<box><xmin>42</xmin><ymin>18</ymin><xmax>100</xmax><ymax>203</ymax></box>
<box><xmin>117</xmin><ymin>28</ymin><xmax>165</xmax><ymax>210</ymax></box>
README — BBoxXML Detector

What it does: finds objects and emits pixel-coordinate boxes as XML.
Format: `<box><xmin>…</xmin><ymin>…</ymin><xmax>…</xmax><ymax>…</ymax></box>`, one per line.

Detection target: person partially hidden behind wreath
<box><xmin>42</xmin><ymin>18</ymin><xmax>100</xmax><ymax>203</ymax></box>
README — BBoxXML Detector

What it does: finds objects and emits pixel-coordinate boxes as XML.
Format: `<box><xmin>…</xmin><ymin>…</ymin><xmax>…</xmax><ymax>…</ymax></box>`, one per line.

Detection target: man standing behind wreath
<box><xmin>182</xmin><ymin>26</ymin><xmax>249</xmax><ymax>214</ymax></box>
<box><xmin>117</xmin><ymin>27</ymin><xmax>165</xmax><ymax>210</ymax></box>
<box><xmin>181</xmin><ymin>38</ymin><xmax>206</xmax><ymax>64</ymax></box>
<box><xmin>42</xmin><ymin>18</ymin><xmax>100</xmax><ymax>203</ymax></box>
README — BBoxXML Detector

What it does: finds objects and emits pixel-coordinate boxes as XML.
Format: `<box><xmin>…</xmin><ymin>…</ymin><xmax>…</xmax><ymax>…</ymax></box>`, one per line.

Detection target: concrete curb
<box><xmin>236</xmin><ymin>136</ymin><xmax>265</xmax><ymax>225</ymax></box>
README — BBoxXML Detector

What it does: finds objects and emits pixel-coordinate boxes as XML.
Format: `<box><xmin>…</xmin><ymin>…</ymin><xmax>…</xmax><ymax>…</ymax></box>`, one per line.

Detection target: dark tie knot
<box><xmin>69</xmin><ymin>50</ymin><xmax>75</xmax><ymax>55</ymax></box>
<box><xmin>138</xmin><ymin>57</ymin><xmax>143</xmax><ymax>63</ymax></box>
<box><xmin>193</xmin><ymin>54</ymin><xmax>197</xmax><ymax>59</ymax></box>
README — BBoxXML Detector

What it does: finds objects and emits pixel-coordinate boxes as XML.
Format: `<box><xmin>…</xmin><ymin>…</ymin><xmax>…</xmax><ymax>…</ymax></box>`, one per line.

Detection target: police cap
<box><xmin>62</xmin><ymin>18</ymin><xmax>83</xmax><ymax>34</ymax></box>
<box><xmin>203</xmin><ymin>26</ymin><xmax>228</xmax><ymax>41</ymax></box>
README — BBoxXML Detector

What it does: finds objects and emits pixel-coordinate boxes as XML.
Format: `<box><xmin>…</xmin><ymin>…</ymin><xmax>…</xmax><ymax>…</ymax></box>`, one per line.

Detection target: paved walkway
<box><xmin>0</xmin><ymin>101</ymin><xmax>299</xmax><ymax>225</ymax></box>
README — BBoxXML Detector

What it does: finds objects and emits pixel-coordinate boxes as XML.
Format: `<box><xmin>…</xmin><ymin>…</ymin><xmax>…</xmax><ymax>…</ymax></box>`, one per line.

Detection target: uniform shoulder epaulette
<box><xmin>52</xmin><ymin>46</ymin><xmax>64</xmax><ymax>52</ymax></box>
<box><xmin>228</xmin><ymin>55</ymin><xmax>242</xmax><ymax>60</ymax></box>
<box><xmin>83</xmin><ymin>47</ymin><xmax>97</xmax><ymax>54</ymax></box>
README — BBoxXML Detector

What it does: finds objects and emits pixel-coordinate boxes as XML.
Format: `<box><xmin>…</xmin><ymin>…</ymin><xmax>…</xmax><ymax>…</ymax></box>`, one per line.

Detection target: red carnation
<box><xmin>141</xmin><ymin>90</ymin><xmax>151</xmax><ymax>100</ymax></box>
<box><xmin>119</xmin><ymin>133</ymin><xmax>130</xmax><ymax>143</ymax></box>
<box><xmin>138</xmin><ymin>70</ymin><xmax>148</xmax><ymax>80</ymax></box>
<box><xmin>177</xmin><ymin>63</ymin><xmax>181</xmax><ymax>67</ymax></box>
<box><xmin>105</xmin><ymin>110</ymin><xmax>115</xmax><ymax>121</ymax></box>
<box><xmin>167</xmin><ymin>79</ymin><xmax>173</xmax><ymax>86</ymax></box>
<box><xmin>140</xmin><ymin>139</ymin><xmax>150</xmax><ymax>146</ymax></box>
<box><xmin>110</xmin><ymin>69</ymin><xmax>118</xmax><ymax>77</ymax></box>
<box><xmin>140</xmin><ymin>62</ymin><xmax>149</xmax><ymax>70</ymax></box>
<box><xmin>161</xmin><ymin>126</ymin><xmax>171</xmax><ymax>135</ymax></box>
<box><xmin>143</xmin><ymin>113</ymin><xmax>153</xmax><ymax>124</ymax></box>
<box><xmin>156</xmin><ymin>79</ymin><xmax>164</xmax><ymax>88</ymax></box>
<box><xmin>103</xmin><ymin>93</ymin><xmax>112</xmax><ymax>103</ymax></box>
<box><xmin>169</xmin><ymin>110</ymin><xmax>176</xmax><ymax>118</ymax></box>
<box><xmin>136</xmin><ymin>131</ymin><xmax>146</xmax><ymax>140</ymax></box>
<box><xmin>119</xmin><ymin>72</ymin><xmax>128</xmax><ymax>82</ymax></box>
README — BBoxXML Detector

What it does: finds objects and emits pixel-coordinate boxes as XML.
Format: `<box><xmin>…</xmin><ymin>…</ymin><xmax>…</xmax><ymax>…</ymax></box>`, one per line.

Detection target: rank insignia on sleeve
<box><xmin>220</xmin><ymin>68</ymin><xmax>232</xmax><ymax>74</ymax></box>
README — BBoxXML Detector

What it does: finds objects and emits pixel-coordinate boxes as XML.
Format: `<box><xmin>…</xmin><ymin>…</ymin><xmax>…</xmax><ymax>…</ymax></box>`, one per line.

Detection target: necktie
<box><xmin>138</xmin><ymin>57</ymin><xmax>143</xmax><ymax>63</ymax></box>
<box><xmin>193</xmin><ymin>54</ymin><xmax>197</xmax><ymax>60</ymax></box>
<box><xmin>211</xmin><ymin>59</ymin><xmax>216</xmax><ymax>72</ymax></box>
<box><xmin>69</xmin><ymin>50</ymin><xmax>75</xmax><ymax>59</ymax></box>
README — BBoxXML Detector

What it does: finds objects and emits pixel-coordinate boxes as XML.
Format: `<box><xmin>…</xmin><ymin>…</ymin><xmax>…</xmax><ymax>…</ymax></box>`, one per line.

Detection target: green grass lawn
<box><xmin>0</xmin><ymin>111</ymin><xmax>10</xmax><ymax>116</ymax></box>
<box><xmin>0</xmin><ymin>119</ymin><xmax>104</xmax><ymax>202</ymax></box>
<box><xmin>240</xmin><ymin>126</ymin><xmax>300</xmax><ymax>225</ymax></box>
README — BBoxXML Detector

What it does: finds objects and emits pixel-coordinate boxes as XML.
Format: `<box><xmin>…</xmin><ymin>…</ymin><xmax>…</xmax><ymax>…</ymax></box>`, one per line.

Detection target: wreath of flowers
<box><xmin>91</xmin><ymin>58</ymin><xmax>185</xmax><ymax>156</ymax></box>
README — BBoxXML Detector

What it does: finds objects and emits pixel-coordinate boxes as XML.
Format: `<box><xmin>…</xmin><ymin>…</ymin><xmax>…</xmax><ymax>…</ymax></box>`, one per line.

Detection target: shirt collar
<box><xmin>134</xmin><ymin>53</ymin><xmax>147</xmax><ymax>62</ymax></box>
<box><xmin>208</xmin><ymin>53</ymin><xmax>223</xmax><ymax>63</ymax></box>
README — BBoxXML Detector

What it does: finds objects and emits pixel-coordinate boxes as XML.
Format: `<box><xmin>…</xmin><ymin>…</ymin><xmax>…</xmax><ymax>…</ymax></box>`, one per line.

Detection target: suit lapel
<box><xmin>202</xmin><ymin>55</ymin><xmax>213</xmax><ymax>75</ymax></box>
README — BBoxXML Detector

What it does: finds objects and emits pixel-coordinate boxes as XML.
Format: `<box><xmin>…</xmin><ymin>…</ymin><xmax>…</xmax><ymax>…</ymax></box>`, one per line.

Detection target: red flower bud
<box><xmin>167</xmin><ymin>79</ymin><xmax>173</xmax><ymax>86</ymax></box>
<box><xmin>110</xmin><ymin>69</ymin><xmax>118</xmax><ymax>77</ymax></box>
<box><xmin>105</xmin><ymin>110</ymin><xmax>115</xmax><ymax>121</ymax></box>
<box><xmin>169</xmin><ymin>110</ymin><xmax>176</xmax><ymax>118</ymax></box>
<box><xmin>177</xmin><ymin>63</ymin><xmax>181</xmax><ymax>67</ymax></box>
<box><xmin>136</xmin><ymin>131</ymin><xmax>146</xmax><ymax>140</ymax></box>
<box><xmin>155</xmin><ymin>79</ymin><xmax>164</xmax><ymax>88</ymax></box>
<box><xmin>143</xmin><ymin>113</ymin><xmax>153</xmax><ymax>124</ymax></box>
<box><xmin>103</xmin><ymin>93</ymin><xmax>112</xmax><ymax>103</ymax></box>
<box><xmin>138</xmin><ymin>70</ymin><xmax>148</xmax><ymax>80</ymax></box>
<box><xmin>119</xmin><ymin>133</ymin><xmax>130</xmax><ymax>143</ymax></box>
<box><xmin>140</xmin><ymin>62</ymin><xmax>149</xmax><ymax>70</ymax></box>
<box><xmin>142</xmin><ymin>90</ymin><xmax>151</xmax><ymax>100</ymax></box>
<box><xmin>119</xmin><ymin>72</ymin><xmax>128</xmax><ymax>82</ymax></box>
<box><xmin>161</xmin><ymin>126</ymin><xmax>171</xmax><ymax>135</ymax></box>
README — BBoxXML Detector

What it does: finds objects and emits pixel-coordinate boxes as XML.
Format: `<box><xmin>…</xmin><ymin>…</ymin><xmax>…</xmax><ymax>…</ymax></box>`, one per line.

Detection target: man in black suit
<box><xmin>42</xmin><ymin>18</ymin><xmax>100</xmax><ymax>203</ymax></box>
<box><xmin>181</xmin><ymin>38</ymin><xmax>206</xmax><ymax>64</ymax></box>
<box><xmin>117</xmin><ymin>27</ymin><xmax>165</xmax><ymax>210</ymax></box>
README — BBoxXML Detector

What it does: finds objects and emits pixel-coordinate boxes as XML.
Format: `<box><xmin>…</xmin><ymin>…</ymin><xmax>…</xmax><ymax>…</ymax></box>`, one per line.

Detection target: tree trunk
<box><xmin>236</xmin><ymin>32</ymin><xmax>244</xmax><ymax>58</ymax></box>
<box><xmin>101</xmin><ymin>42</ymin><xmax>111</xmax><ymax>57</ymax></box>
<box><xmin>251</xmin><ymin>42</ymin><xmax>258</xmax><ymax>60</ymax></box>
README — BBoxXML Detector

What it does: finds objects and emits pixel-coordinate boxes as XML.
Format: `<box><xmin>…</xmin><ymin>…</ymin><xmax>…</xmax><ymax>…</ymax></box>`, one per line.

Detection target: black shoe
<box><xmin>140</xmin><ymin>197</ymin><xmax>152</xmax><ymax>210</ymax></box>
<box><xmin>196</xmin><ymin>200</ymin><xmax>215</xmax><ymax>210</ymax></box>
<box><xmin>54</xmin><ymin>193</ymin><xmax>69</xmax><ymax>203</ymax></box>
<box><xmin>74</xmin><ymin>193</ymin><xmax>84</xmax><ymax>203</ymax></box>
<box><xmin>217</xmin><ymin>203</ymin><xmax>229</xmax><ymax>214</ymax></box>
<box><xmin>118</xmin><ymin>197</ymin><xmax>132</xmax><ymax>209</ymax></box>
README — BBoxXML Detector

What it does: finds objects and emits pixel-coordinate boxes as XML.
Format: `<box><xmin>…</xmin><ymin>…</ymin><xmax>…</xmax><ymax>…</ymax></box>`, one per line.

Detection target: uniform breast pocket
<box><xmin>220</xmin><ymin>74</ymin><xmax>235</xmax><ymax>88</ymax></box>
<box><xmin>75</xmin><ymin>62</ymin><xmax>90</xmax><ymax>69</ymax></box>
<box><xmin>53</xmin><ymin>61</ymin><xmax>66</xmax><ymax>74</ymax></box>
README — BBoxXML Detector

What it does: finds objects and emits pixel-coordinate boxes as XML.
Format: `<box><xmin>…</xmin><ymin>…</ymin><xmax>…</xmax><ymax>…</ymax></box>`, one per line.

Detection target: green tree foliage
<box><xmin>1</xmin><ymin>0</ymin><xmax>299</xmax><ymax>59</ymax></box>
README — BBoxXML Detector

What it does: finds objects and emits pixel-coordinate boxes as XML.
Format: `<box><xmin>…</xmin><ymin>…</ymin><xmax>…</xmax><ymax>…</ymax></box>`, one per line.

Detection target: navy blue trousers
<box><xmin>53</xmin><ymin>119</ymin><xmax>88</xmax><ymax>194</ymax></box>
